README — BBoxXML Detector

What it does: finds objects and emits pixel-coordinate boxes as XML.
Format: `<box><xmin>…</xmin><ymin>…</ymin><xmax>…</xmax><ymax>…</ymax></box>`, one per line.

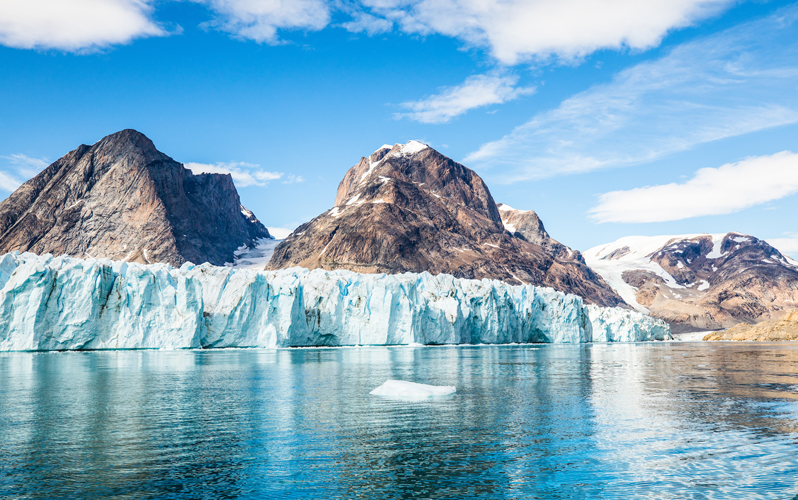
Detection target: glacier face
<box><xmin>0</xmin><ymin>253</ymin><xmax>670</xmax><ymax>351</ymax></box>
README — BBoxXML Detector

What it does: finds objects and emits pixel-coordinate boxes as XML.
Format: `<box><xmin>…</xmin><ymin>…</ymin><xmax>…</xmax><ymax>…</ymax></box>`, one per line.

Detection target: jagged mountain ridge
<box><xmin>585</xmin><ymin>233</ymin><xmax>798</xmax><ymax>332</ymax></box>
<box><xmin>267</xmin><ymin>141</ymin><xmax>624</xmax><ymax>307</ymax></box>
<box><xmin>0</xmin><ymin>129</ymin><xmax>270</xmax><ymax>266</ymax></box>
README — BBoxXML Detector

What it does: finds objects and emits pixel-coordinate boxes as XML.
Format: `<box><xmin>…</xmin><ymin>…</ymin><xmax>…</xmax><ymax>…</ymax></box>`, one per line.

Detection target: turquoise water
<box><xmin>1</xmin><ymin>343</ymin><xmax>798</xmax><ymax>499</ymax></box>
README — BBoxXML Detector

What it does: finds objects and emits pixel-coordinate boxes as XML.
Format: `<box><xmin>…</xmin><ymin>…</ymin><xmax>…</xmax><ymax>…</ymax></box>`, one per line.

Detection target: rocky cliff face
<box><xmin>0</xmin><ymin>129</ymin><xmax>270</xmax><ymax>266</ymax></box>
<box><xmin>267</xmin><ymin>141</ymin><xmax>624</xmax><ymax>307</ymax></box>
<box><xmin>497</xmin><ymin>203</ymin><xmax>549</xmax><ymax>246</ymax></box>
<box><xmin>585</xmin><ymin>233</ymin><xmax>798</xmax><ymax>332</ymax></box>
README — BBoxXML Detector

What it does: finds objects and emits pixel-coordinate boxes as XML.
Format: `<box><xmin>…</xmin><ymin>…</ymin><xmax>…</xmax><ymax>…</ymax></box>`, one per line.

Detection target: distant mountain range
<box><xmin>585</xmin><ymin>234</ymin><xmax>798</xmax><ymax>332</ymax></box>
<box><xmin>267</xmin><ymin>141</ymin><xmax>623</xmax><ymax>307</ymax></box>
<box><xmin>2</xmin><ymin>129</ymin><xmax>796</xmax><ymax>331</ymax></box>
<box><xmin>0</xmin><ymin>130</ymin><xmax>270</xmax><ymax>266</ymax></box>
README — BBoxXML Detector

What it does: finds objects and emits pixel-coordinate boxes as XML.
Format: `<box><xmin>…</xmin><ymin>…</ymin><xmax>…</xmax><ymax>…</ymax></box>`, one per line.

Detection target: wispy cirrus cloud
<box><xmin>0</xmin><ymin>153</ymin><xmax>49</xmax><ymax>192</ymax></box>
<box><xmin>0</xmin><ymin>0</ymin><xmax>166</xmax><ymax>51</ymax></box>
<box><xmin>464</xmin><ymin>6</ymin><xmax>798</xmax><ymax>182</ymax></box>
<box><xmin>4</xmin><ymin>154</ymin><xmax>49</xmax><ymax>177</ymax></box>
<box><xmin>395</xmin><ymin>72</ymin><xmax>535</xmax><ymax>124</ymax></box>
<box><xmin>588</xmin><ymin>151</ymin><xmax>798</xmax><ymax>223</ymax></box>
<box><xmin>185</xmin><ymin>161</ymin><xmax>303</xmax><ymax>187</ymax></box>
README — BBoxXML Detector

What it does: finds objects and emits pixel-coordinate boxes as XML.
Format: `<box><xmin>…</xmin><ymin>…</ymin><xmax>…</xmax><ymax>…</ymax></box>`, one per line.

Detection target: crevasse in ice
<box><xmin>0</xmin><ymin>252</ymin><xmax>671</xmax><ymax>351</ymax></box>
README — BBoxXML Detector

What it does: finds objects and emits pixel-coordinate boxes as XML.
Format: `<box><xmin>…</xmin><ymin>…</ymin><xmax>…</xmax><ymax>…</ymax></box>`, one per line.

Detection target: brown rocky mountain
<box><xmin>0</xmin><ymin>129</ymin><xmax>270</xmax><ymax>267</ymax></box>
<box><xmin>585</xmin><ymin>233</ymin><xmax>798</xmax><ymax>332</ymax></box>
<box><xmin>267</xmin><ymin>141</ymin><xmax>624</xmax><ymax>307</ymax></box>
<box><xmin>497</xmin><ymin>203</ymin><xmax>588</xmax><ymax>261</ymax></box>
<box><xmin>496</xmin><ymin>203</ymin><xmax>550</xmax><ymax>246</ymax></box>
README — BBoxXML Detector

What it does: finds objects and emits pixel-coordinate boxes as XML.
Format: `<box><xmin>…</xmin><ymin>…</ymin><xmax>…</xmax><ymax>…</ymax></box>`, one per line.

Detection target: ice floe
<box><xmin>370</xmin><ymin>380</ymin><xmax>456</xmax><ymax>399</ymax></box>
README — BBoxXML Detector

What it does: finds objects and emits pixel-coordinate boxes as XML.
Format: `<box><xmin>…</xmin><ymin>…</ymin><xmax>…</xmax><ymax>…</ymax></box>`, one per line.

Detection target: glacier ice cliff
<box><xmin>0</xmin><ymin>253</ymin><xmax>671</xmax><ymax>351</ymax></box>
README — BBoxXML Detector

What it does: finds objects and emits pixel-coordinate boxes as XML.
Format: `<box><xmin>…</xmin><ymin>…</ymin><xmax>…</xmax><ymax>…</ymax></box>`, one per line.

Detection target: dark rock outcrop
<box><xmin>586</xmin><ymin>233</ymin><xmax>798</xmax><ymax>332</ymax></box>
<box><xmin>0</xmin><ymin>129</ymin><xmax>270</xmax><ymax>266</ymax></box>
<box><xmin>267</xmin><ymin>141</ymin><xmax>624</xmax><ymax>307</ymax></box>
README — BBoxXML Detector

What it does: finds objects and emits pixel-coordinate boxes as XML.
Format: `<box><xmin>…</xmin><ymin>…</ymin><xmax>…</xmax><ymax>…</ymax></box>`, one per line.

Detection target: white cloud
<box><xmin>464</xmin><ymin>7</ymin><xmax>798</xmax><ymax>182</ymax></box>
<box><xmin>767</xmin><ymin>234</ymin><xmax>798</xmax><ymax>259</ymax></box>
<box><xmin>185</xmin><ymin>161</ymin><xmax>285</xmax><ymax>187</ymax></box>
<box><xmin>353</xmin><ymin>0</ymin><xmax>732</xmax><ymax>65</ymax></box>
<box><xmin>588</xmin><ymin>151</ymin><xmax>798</xmax><ymax>223</ymax></box>
<box><xmin>0</xmin><ymin>153</ymin><xmax>50</xmax><ymax>192</ymax></box>
<box><xmin>395</xmin><ymin>72</ymin><xmax>535</xmax><ymax>124</ymax></box>
<box><xmin>0</xmin><ymin>0</ymin><xmax>735</xmax><ymax>61</ymax></box>
<box><xmin>282</xmin><ymin>174</ymin><xmax>305</xmax><ymax>184</ymax></box>
<box><xmin>0</xmin><ymin>0</ymin><xmax>165</xmax><ymax>51</ymax></box>
<box><xmin>0</xmin><ymin>172</ymin><xmax>22</xmax><ymax>192</ymax></box>
<box><xmin>199</xmin><ymin>0</ymin><xmax>330</xmax><ymax>43</ymax></box>
<box><xmin>341</xmin><ymin>12</ymin><xmax>392</xmax><ymax>36</ymax></box>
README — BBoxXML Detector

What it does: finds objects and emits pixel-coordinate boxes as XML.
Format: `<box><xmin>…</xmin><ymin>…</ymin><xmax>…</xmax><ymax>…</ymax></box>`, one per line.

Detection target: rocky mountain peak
<box><xmin>496</xmin><ymin>203</ymin><xmax>550</xmax><ymax>246</ymax></box>
<box><xmin>93</xmin><ymin>128</ymin><xmax>163</xmax><ymax>158</ymax></box>
<box><xmin>0</xmin><ymin>129</ymin><xmax>270</xmax><ymax>266</ymax></box>
<box><xmin>268</xmin><ymin>142</ymin><xmax>624</xmax><ymax>307</ymax></box>
<box><xmin>333</xmin><ymin>141</ymin><xmax>502</xmax><ymax>235</ymax></box>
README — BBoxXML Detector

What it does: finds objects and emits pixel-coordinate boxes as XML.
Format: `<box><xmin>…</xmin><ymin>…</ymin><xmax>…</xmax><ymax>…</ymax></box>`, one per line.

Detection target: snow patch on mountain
<box><xmin>232</xmin><ymin>237</ymin><xmax>281</xmax><ymax>269</ymax></box>
<box><xmin>585</xmin><ymin>235</ymin><xmax>698</xmax><ymax>312</ymax></box>
<box><xmin>400</xmin><ymin>140</ymin><xmax>429</xmax><ymax>155</ymax></box>
<box><xmin>267</xmin><ymin>227</ymin><xmax>294</xmax><ymax>240</ymax></box>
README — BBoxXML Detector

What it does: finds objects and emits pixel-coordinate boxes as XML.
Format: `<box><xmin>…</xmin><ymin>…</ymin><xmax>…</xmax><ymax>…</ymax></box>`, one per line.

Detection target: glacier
<box><xmin>0</xmin><ymin>252</ymin><xmax>671</xmax><ymax>351</ymax></box>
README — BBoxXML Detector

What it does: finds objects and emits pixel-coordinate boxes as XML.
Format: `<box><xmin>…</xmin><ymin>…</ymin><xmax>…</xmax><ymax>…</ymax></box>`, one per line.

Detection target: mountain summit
<box><xmin>0</xmin><ymin>129</ymin><xmax>270</xmax><ymax>266</ymax></box>
<box><xmin>267</xmin><ymin>141</ymin><xmax>623</xmax><ymax>307</ymax></box>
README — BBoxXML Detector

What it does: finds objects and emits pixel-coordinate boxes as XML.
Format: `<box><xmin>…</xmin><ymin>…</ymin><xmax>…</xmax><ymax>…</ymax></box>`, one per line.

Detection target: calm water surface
<box><xmin>2</xmin><ymin>343</ymin><xmax>798</xmax><ymax>499</ymax></box>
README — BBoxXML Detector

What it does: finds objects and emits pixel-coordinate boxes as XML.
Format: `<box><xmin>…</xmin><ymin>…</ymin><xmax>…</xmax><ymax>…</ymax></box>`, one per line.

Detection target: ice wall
<box><xmin>0</xmin><ymin>253</ymin><xmax>670</xmax><ymax>351</ymax></box>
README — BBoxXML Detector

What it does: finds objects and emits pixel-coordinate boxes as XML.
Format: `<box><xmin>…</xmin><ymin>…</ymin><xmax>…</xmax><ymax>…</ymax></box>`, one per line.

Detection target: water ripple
<box><xmin>1</xmin><ymin>343</ymin><xmax>798</xmax><ymax>498</ymax></box>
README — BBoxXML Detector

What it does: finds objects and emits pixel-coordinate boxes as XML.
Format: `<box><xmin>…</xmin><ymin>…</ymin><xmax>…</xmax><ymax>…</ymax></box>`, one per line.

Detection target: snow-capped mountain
<box><xmin>585</xmin><ymin>233</ymin><xmax>798</xmax><ymax>332</ymax></box>
<box><xmin>268</xmin><ymin>142</ymin><xmax>623</xmax><ymax>307</ymax></box>
<box><xmin>0</xmin><ymin>129</ymin><xmax>270</xmax><ymax>266</ymax></box>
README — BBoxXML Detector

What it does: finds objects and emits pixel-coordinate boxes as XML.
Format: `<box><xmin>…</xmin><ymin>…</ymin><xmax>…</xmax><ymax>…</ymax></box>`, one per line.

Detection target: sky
<box><xmin>1</xmin><ymin>0</ymin><xmax>797</xmax><ymax>256</ymax></box>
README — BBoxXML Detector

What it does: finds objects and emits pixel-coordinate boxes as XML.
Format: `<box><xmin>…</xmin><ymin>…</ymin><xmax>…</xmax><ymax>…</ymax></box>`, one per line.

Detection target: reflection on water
<box><xmin>1</xmin><ymin>344</ymin><xmax>798</xmax><ymax>499</ymax></box>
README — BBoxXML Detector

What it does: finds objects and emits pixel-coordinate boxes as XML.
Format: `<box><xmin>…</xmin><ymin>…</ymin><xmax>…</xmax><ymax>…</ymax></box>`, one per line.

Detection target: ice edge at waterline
<box><xmin>0</xmin><ymin>252</ymin><xmax>671</xmax><ymax>351</ymax></box>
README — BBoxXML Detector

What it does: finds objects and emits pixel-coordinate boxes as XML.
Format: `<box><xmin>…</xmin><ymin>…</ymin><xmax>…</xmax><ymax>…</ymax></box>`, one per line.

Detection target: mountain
<box><xmin>496</xmin><ymin>203</ymin><xmax>550</xmax><ymax>246</ymax></box>
<box><xmin>585</xmin><ymin>233</ymin><xmax>798</xmax><ymax>332</ymax></box>
<box><xmin>0</xmin><ymin>129</ymin><xmax>270</xmax><ymax>267</ymax></box>
<box><xmin>267</xmin><ymin>141</ymin><xmax>624</xmax><ymax>307</ymax></box>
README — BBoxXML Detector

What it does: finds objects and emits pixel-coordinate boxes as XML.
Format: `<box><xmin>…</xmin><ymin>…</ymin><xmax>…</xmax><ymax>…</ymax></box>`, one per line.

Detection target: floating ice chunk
<box><xmin>370</xmin><ymin>380</ymin><xmax>456</xmax><ymax>399</ymax></box>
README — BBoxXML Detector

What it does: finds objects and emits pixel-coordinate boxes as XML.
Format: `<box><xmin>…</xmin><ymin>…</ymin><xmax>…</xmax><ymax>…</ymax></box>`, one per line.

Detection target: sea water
<box><xmin>1</xmin><ymin>343</ymin><xmax>797</xmax><ymax>499</ymax></box>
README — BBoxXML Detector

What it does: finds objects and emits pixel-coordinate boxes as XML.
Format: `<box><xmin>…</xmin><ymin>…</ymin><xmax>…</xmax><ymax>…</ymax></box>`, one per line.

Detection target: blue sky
<box><xmin>1</xmin><ymin>0</ymin><xmax>797</xmax><ymax>255</ymax></box>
